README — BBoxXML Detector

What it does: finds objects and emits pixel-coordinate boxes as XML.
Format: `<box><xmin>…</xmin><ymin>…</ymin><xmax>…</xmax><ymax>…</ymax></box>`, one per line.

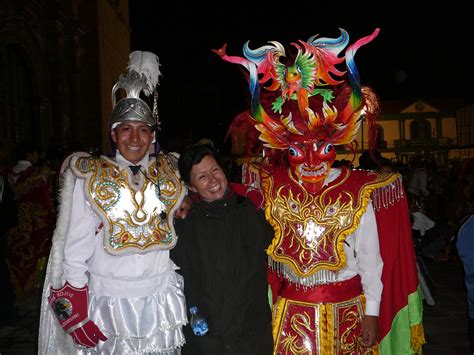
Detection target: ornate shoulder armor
<box><xmin>69</xmin><ymin>152</ymin><xmax>185</xmax><ymax>256</ymax></box>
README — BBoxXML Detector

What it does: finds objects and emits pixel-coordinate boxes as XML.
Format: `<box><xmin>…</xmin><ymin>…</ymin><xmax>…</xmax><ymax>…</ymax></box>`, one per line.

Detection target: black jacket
<box><xmin>172</xmin><ymin>187</ymin><xmax>274</xmax><ymax>355</ymax></box>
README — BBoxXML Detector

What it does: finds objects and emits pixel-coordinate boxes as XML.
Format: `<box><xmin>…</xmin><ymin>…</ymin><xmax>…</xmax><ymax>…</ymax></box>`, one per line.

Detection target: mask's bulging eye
<box><xmin>289</xmin><ymin>147</ymin><xmax>299</xmax><ymax>157</ymax></box>
<box><xmin>322</xmin><ymin>143</ymin><xmax>334</xmax><ymax>155</ymax></box>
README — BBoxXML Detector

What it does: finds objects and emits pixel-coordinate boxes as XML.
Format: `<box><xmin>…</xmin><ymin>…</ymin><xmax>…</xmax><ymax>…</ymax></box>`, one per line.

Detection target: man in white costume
<box><xmin>38</xmin><ymin>51</ymin><xmax>187</xmax><ymax>354</ymax></box>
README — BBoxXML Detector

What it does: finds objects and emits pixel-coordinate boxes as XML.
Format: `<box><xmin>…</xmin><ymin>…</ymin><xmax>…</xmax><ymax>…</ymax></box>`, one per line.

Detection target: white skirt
<box><xmin>39</xmin><ymin>270</ymin><xmax>187</xmax><ymax>355</ymax></box>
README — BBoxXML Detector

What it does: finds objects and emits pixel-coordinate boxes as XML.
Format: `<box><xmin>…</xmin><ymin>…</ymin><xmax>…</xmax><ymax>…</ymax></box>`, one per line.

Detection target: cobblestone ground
<box><xmin>0</xmin><ymin>288</ymin><xmax>41</xmax><ymax>355</ymax></box>
<box><xmin>0</xmin><ymin>258</ymin><xmax>470</xmax><ymax>355</ymax></box>
<box><xmin>422</xmin><ymin>257</ymin><xmax>470</xmax><ymax>354</ymax></box>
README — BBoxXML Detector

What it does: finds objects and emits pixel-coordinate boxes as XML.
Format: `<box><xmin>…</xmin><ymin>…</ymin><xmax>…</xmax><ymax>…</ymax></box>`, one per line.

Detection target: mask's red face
<box><xmin>287</xmin><ymin>135</ymin><xmax>336</xmax><ymax>184</ymax></box>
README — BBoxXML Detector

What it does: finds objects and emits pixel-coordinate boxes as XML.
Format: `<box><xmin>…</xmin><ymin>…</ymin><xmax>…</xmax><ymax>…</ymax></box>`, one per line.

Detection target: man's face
<box><xmin>111</xmin><ymin>121</ymin><xmax>154</xmax><ymax>164</ymax></box>
<box><xmin>189</xmin><ymin>154</ymin><xmax>228</xmax><ymax>202</ymax></box>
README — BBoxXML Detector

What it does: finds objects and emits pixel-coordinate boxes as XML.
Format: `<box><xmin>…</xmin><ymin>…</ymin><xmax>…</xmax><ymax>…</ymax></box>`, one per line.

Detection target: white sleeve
<box><xmin>355</xmin><ymin>201</ymin><xmax>384</xmax><ymax>316</ymax></box>
<box><xmin>61</xmin><ymin>180</ymin><xmax>97</xmax><ymax>288</ymax></box>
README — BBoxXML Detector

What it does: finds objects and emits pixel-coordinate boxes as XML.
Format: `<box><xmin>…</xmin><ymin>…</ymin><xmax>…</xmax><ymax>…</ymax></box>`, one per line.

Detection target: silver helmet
<box><xmin>111</xmin><ymin>51</ymin><xmax>161</xmax><ymax>128</ymax></box>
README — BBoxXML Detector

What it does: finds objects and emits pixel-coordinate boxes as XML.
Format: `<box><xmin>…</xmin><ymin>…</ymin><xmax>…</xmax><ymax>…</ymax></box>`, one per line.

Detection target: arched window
<box><xmin>0</xmin><ymin>44</ymin><xmax>37</xmax><ymax>146</ymax></box>
<box><xmin>410</xmin><ymin>119</ymin><xmax>431</xmax><ymax>139</ymax></box>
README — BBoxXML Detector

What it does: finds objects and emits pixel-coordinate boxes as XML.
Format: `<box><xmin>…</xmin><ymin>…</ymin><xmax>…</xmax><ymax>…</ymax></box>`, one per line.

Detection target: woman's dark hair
<box><xmin>178</xmin><ymin>144</ymin><xmax>222</xmax><ymax>184</ymax></box>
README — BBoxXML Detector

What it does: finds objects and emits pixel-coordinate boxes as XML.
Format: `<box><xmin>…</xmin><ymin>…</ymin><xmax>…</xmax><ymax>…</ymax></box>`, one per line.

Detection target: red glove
<box><xmin>49</xmin><ymin>281</ymin><xmax>107</xmax><ymax>348</ymax></box>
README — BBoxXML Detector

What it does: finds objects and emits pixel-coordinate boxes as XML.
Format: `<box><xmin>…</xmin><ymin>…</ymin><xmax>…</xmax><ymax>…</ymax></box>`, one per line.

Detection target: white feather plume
<box><xmin>127</xmin><ymin>51</ymin><xmax>161</xmax><ymax>96</ymax></box>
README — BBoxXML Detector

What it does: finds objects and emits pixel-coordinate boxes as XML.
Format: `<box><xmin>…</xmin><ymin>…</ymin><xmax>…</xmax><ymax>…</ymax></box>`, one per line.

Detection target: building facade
<box><xmin>351</xmin><ymin>99</ymin><xmax>474</xmax><ymax>167</ymax></box>
<box><xmin>0</xmin><ymin>0</ymin><xmax>130</xmax><ymax>164</ymax></box>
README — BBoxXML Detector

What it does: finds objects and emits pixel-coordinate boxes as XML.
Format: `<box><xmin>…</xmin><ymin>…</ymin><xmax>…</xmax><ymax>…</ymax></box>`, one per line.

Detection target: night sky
<box><xmin>129</xmin><ymin>2</ymin><xmax>473</xmax><ymax>151</ymax></box>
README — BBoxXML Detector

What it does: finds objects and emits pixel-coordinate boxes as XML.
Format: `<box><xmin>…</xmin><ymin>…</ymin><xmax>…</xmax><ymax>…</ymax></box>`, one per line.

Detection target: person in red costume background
<box><xmin>213</xmin><ymin>28</ymin><xmax>425</xmax><ymax>354</ymax></box>
<box><xmin>7</xmin><ymin>143</ymin><xmax>55</xmax><ymax>300</ymax></box>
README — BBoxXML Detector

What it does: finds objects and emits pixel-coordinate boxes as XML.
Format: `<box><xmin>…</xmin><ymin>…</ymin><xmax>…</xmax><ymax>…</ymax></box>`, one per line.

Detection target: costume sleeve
<box><xmin>61</xmin><ymin>180</ymin><xmax>97</xmax><ymax>287</ymax></box>
<box><xmin>355</xmin><ymin>201</ymin><xmax>383</xmax><ymax>316</ymax></box>
<box><xmin>228</xmin><ymin>182</ymin><xmax>265</xmax><ymax>210</ymax></box>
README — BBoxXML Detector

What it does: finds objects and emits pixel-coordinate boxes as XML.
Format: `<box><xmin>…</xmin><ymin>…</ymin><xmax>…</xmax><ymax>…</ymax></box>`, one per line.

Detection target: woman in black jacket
<box><xmin>172</xmin><ymin>144</ymin><xmax>273</xmax><ymax>355</ymax></box>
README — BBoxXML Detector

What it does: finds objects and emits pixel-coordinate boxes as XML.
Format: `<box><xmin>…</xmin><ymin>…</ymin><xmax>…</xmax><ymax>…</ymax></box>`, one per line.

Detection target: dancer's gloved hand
<box><xmin>49</xmin><ymin>281</ymin><xmax>107</xmax><ymax>348</ymax></box>
<box><xmin>69</xmin><ymin>320</ymin><xmax>107</xmax><ymax>347</ymax></box>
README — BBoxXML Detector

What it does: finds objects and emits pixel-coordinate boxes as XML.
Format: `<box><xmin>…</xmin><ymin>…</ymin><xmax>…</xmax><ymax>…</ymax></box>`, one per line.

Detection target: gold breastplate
<box><xmin>264</xmin><ymin>167</ymin><xmax>398</xmax><ymax>278</ymax></box>
<box><xmin>71</xmin><ymin>153</ymin><xmax>185</xmax><ymax>255</ymax></box>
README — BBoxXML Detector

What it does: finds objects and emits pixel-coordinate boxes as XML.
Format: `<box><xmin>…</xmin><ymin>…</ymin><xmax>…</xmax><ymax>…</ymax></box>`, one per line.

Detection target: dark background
<box><xmin>129</xmin><ymin>2</ymin><xmax>473</xmax><ymax>152</ymax></box>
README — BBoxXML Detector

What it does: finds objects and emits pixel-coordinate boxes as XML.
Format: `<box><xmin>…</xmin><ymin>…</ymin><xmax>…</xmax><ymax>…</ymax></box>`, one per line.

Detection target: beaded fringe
<box><xmin>370</xmin><ymin>174</ymin><xmax>404</xmax><ymax>212</ymax></box>
<box><xmin>268</xmin><ymin>257</ymin><xmax>339</xmax><ymax>289</ymax></box>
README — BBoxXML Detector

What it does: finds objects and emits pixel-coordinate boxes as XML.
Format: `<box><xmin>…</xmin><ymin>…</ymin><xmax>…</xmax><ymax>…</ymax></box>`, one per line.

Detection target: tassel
<box><xmin>410</xmin><ymin>323</ymin><xmax>426</xmax><ymax>353</ymax></box>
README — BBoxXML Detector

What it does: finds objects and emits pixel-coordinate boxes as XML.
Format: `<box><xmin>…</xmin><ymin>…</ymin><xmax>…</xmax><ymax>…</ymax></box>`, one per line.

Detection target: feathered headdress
<box><xmin>111</xmin><ymin>51</ymin><xmax>162</xmax><ymax>129</ymax></box>
<box><xmin>213</xmin><ymin>28</ymin><xmax>380</xmax><ymax>157</ymax></box>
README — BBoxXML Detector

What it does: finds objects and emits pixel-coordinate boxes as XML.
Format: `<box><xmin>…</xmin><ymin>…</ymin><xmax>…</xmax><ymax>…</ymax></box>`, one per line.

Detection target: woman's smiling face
<box><xmin>189</xmin><ymin>154</ymin><xmax>228</xmax><ymax>202</ymax></box>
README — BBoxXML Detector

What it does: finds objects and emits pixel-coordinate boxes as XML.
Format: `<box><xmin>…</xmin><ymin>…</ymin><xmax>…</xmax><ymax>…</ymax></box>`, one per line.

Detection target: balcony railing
<box><xmin>393</xmin><ymin>138</ymin><xmax>453</xmax><ymax>149</ymax></box>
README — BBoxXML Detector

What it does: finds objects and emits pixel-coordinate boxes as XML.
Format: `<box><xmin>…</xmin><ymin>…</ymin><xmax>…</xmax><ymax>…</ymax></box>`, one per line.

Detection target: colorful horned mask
<box><xmin>214</xmin><ymin>28</ymin><xmax>380</xmax><ymax>189</ymax></box>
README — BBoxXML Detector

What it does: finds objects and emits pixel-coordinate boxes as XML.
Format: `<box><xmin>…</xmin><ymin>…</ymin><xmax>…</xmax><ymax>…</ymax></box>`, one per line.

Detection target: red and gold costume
<box><xmin>215</xmin><ymin>27</ymin><xmax>425</xmax><ymax>354</ymax></box>
<box><xmin>7</xmin><ymin>164</ymin><xmax>54</xmax><ymax>299</ymax></box>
